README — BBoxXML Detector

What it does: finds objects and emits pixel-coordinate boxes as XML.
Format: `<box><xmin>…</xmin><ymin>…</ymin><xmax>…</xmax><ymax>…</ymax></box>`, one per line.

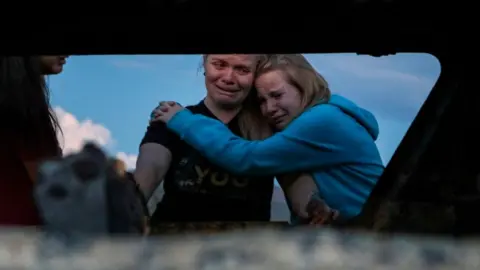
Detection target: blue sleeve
<box><xmin>167</xmin><ymin>106</ymin><xmax>351</xmax><ymax>176</ymax></box>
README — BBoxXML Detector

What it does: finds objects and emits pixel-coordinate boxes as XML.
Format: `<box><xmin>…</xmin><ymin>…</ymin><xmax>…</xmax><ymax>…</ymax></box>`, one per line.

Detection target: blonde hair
<box><xmin>256</xmin><ymin>54</ymin><xmax>331</xmax><ymax>111</ymax></box>
<box><xmin>201</xmin><ymin>54</ymin><xmax>273</xmax><ymax>140</ymax></box>
<box><xmin>253</xmin><ymin>55</ymin><xmax>332</xmax><ymax>188</ymax></box>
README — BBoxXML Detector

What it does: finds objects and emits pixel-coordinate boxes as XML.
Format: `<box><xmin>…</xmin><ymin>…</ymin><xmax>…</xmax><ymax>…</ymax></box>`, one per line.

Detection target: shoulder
<box><xmin>283</xmin><ymin>104</ymin><xmax>359</xmax><ymax>146</ymax></box>
<box><xmin>289</xmin><ymin>104</ymin><xmax>345</xmax><ymax>130</ymax></box>
<box><xmin>140</xmin><ymin>122</ymin><xmax>176</xmax><ymax>152</ymax></box>
<box><xmin>308</xmin><ymin>103</ymin><xmax>346</xmax><ymax>118</ymax></box>
<box><xmin>185</xmin><ymin>104</ymin><xmax>203</xmax><ymax>114</ymax></box>
<box><xmin>140</xmin><ymin>104</ymin><xmax>198</xmax><ymax>149</ymax></box>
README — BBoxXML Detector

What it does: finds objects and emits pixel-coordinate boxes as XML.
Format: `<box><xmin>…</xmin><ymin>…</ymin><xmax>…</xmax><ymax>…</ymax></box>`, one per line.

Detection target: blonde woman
<box><xmin>152</xmin><ymin>54</ymin><xmax>384</xmax><ymax>223</ymax></box>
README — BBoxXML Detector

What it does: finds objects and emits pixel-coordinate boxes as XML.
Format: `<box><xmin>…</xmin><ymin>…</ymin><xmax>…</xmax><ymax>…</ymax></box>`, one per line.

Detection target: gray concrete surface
<box><xmin>0</xmin><ymin>227</ymin><xmax>478</xmax><ymax>270</ymax></box>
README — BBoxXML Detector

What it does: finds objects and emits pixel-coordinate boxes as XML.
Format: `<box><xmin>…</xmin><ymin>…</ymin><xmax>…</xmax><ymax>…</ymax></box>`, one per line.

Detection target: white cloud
<box><xmin>54</xmin><ymin>106</ymin><xmax>137</xmax><ymax>169</ymax></box>
<box><xmin>116</xmin><ymin>152</ymin><xmax>138</xmax><ymax>170</ymax></box>
<box><xmin>55</xmin><ymin>106</ymin><xmax>113</xmax><ymax>154</ymax></box>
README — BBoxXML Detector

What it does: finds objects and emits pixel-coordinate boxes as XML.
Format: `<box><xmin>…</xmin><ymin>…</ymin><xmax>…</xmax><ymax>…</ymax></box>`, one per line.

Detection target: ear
<box><xmin>109</xmin><ymin>158</ymin><xmax>127</xmax><ymax>177</ymax></box>
<box><xmin>83</xmin><ymin>142</ymin><xmax>107</xmax><ymax>163</ymax></box>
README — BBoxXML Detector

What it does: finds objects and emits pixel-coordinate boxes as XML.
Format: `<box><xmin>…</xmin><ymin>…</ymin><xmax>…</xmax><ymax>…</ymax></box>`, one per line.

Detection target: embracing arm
<box><xmin>166</xmin><ymin>106</ymin><xmax>349</xmax><ymax>176</ymax></box>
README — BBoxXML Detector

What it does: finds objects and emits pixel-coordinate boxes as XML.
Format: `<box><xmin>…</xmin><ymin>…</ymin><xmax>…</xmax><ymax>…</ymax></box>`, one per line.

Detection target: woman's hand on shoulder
<box><xmin>150</xmin><ymin>101</ymin><xmax>185</xmax><ymax>124</ymax></box>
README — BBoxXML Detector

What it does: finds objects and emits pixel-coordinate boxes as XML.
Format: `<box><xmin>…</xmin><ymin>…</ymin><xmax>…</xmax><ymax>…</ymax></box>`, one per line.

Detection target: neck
<box><xmin>204</xmin><ymin>96</ymin><xmax>242</xmax><ymax>123</ymax></box>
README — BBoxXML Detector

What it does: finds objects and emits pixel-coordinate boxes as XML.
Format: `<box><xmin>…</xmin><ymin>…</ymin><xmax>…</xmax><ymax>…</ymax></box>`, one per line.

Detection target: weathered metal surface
<box><xmin>1</xmin><ymin>227</ymin><xmax>479</xmax><ymax>270</ymax></box>
<box><xmin>150</xmin><ymin>221</ymin><xmax>289</xmax><ymax>235</ymax></box>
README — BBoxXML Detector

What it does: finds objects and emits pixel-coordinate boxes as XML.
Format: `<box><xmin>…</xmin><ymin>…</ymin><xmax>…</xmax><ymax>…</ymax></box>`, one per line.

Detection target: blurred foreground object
<box><xmin>0</xmin><ymin>228</ymin><xmax>478</xmax><ymax>269</ymax></box>
<box><xmin>34</xmin><ymin>143</ymin><xmax>149</xmax><ymax>237</ymax></box>
<box><xmin>150</xmin><ymin>221</ymin><xmax>288</xmax><ymax>235</ymax></box>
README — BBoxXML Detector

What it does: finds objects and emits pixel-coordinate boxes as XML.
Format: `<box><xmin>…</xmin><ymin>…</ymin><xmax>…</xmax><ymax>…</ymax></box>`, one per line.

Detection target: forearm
<box><xmin>134</xmin><ymin>164</ymin><xmax>164</xmax><ymax>200</ymax></box>
<box><xmin>277</xmin><ymin>173</ymin><xmax>318</xmax><ymax>219</ymax></box>
<box><xmin>167</xmin><ymin>107</ymin><xmax>347</xmax><ymax>176</ymax></box>
<box><xmin>135</xmin><ymin>144</ymin><xmax>172</xmax><ymax>200</ymax></box>
<box><xmin>283</xmin><ymin>175</ymin><xmax>340</xmax><ymax>225</ymax></box>
<box><xmin>284</xmin><ymin>175</ymin><xmax>319</xmax><ymax>209</ymax></box>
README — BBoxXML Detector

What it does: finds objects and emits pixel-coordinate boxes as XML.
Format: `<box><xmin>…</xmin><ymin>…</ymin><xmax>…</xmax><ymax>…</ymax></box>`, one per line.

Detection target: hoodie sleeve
<box><xmin>166</xmin><ymin>106</ymin><xmax>351</xmax><ymax>176</ymax></box>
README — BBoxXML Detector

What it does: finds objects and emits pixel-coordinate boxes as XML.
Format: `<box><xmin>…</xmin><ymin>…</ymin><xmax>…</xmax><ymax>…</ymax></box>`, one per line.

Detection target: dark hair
<box><xmin>0</xmin><ymin>56</ymin><xmax>61</xmax><ymax>155</ymax></box>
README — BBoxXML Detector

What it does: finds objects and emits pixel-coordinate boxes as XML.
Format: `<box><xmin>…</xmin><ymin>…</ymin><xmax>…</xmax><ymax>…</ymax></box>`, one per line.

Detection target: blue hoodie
<box><xmin>167</xmin><ymin>95</ymin><xmax>385</xmax><ymax>219</ymax></box>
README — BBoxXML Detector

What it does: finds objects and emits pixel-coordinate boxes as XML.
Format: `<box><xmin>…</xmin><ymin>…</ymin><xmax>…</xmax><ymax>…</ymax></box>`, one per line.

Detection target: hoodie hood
<box><xmin>328</xmin><ymin>95</ymin><xmax>379</xmax><ymax>140</ymax></box>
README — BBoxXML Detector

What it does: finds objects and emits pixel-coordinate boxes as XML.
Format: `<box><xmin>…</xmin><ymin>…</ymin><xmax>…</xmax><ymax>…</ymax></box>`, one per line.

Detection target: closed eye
<box><xmin>270</xmin><ymin>92</ymin><xmax>282</xmax><ymax>99</ymax></box>
<box><xmin>236</xmin><ymin>66</ymin><xmax>251</xmax><ymax>75</ymax></box>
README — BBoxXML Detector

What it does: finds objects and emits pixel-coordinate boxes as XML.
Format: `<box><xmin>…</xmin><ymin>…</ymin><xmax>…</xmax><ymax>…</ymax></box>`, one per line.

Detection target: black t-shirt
<box><xmin>140</xmin><ymin>101</ymin><xmax>274</xmax><ymax>223</ymax></box>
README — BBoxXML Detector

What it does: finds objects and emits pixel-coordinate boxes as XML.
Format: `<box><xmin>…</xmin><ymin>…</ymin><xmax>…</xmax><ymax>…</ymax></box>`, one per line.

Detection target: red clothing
<box><xmin>0</xmin><ymin>136</ymin><xmax>58</xmax><ymax>226</ymax></box>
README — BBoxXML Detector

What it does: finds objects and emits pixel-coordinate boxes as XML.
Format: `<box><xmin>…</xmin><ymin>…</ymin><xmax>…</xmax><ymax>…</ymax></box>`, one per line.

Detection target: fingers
<box><xmin>150</xmin><ymin>109</ymin><xmax>162</xmax><ymax>123</ymax></box>
<box><xmin>304</xmin><ymin>197</ymin><xmax>340</xmax><ymax>226</ymax></box>
<box><xmin>150</xmin><ymin>117</ymin><xmax>162</xmax><ymax>123</ymax></box>
<box><xmin>150</xmin><ymin>101</ymin><xmax>172</xmax><ymax>122</ymax></box>
<box><xmin>310</xmin><ymin>216</ymin><xmax>326</xmax><ymax>225</ymax></box>
<box><xmin>156</xmin><ymin>102</ymin><xmax>170</xmax><ymax>113</ymax></box>
<box><xmin>309</xmin><ymin>209</ymin><xmax>328</xmax><ymax>225</ymax></box>
<box><xmin>308</xmin><ymin>209</ymin><xmax>340</xmax><ymax>225</ymax></box>
<box><xmin>306</xmin><ymin>198</ymin><xmax>327</xmax><ymax>215</ymax></box>
<box><xmin>150</xmin><ymin>110</ymin><xmax>166</xmax><ymax>123</ymax></box>
<box><xmin>149</xmin><ymin>101</ymin><xmax>183</xmax><ymax>124</ymax></box>
<box><xmin>149</xmin><ymin>108</ymin><xmax>164</xmax><ymax>123</ymax></box>
<box><xmin>158</xmin><ymin>101</ymin><xmax>177</xmax><ymax>107</ymax></box>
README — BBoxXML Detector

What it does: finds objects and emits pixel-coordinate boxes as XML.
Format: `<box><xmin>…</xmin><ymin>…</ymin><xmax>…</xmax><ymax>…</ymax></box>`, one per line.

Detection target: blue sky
<box><xmin>48</xmin><ymin>53</ymin><xmax>441</xmax><ymax>171</ymax></box>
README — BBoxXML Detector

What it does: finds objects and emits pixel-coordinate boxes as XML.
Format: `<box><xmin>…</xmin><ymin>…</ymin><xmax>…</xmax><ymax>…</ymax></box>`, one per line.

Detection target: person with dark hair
<box><xmin>0</xmin><ymin>56</ymin><xmax>63</xmax><ymax>226</ymax></box>
<box><xmin>39</xmin><ymin>56</ymin><xmax>69</xmax><ymax>75</ymax></box>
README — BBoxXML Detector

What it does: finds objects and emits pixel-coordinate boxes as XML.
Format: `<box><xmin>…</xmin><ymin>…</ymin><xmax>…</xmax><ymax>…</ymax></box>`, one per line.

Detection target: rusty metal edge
<box><xmin>0</xmin><ymin>227</ymin><xmax>479</xmax><ymax>270</ymax></box>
